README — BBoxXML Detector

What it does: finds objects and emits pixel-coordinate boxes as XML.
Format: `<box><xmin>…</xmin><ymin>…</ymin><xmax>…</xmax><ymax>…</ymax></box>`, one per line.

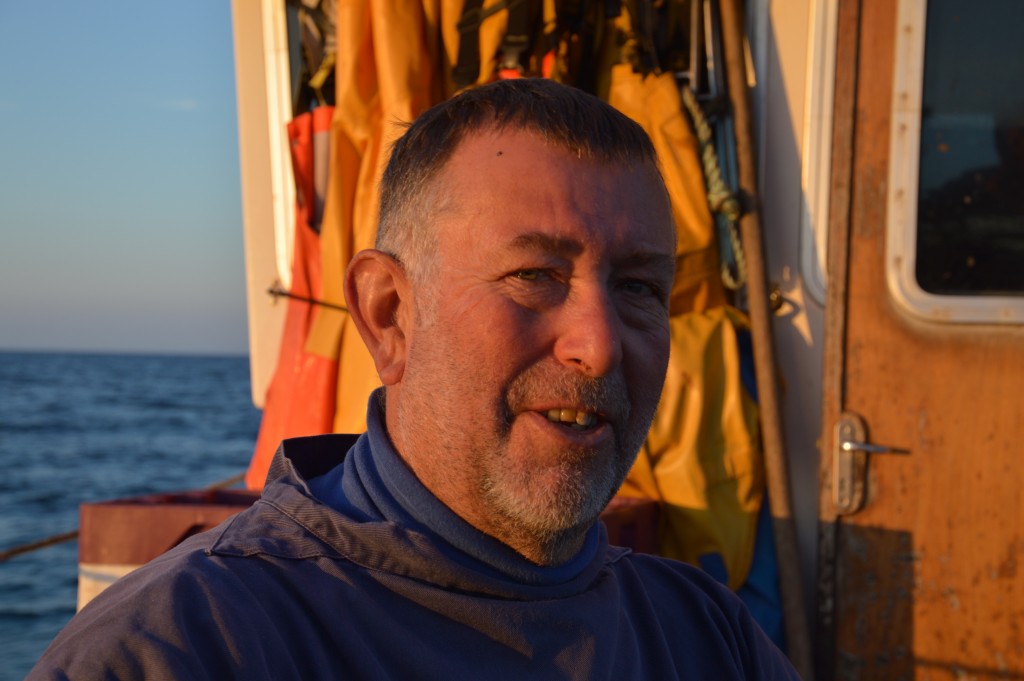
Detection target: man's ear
<box><xmin>344</xmin><ymin>249</ymin><xmax>411</xmax><ymax>386</ymax></box>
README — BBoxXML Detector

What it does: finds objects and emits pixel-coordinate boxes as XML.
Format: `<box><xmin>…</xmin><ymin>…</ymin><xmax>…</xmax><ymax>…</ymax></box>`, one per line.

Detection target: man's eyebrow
<box><xmin>616</xmin><ymin>252</ymin><xmax>676</xmax><ymax>277</ymax></box>
<box><xmin>507</xmin><ymin>232</ymin><xmax>675</xmax><ymax>276</ymax></box>
<box><xmin>507</xmin><ymin>232</ymin><xmax>584</xmax><ymax>257</ymax></box>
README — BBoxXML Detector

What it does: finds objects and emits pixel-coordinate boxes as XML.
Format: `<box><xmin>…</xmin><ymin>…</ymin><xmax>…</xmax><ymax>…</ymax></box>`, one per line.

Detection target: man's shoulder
<box><xmin>28</xmin><ymin>508</ymin><xmax>314</xmax><ymax>680</ymax></box>
<box><xmin>71</xmin><ymin>511</ymin><xmax>278</xmax><ymax>623</ymax></box>
<box><xmin>602</xmin><ymin>548</ymin><xmax>748</xmax><ymax>624</ymax></box>
<box><xmin>605</xmin><ymin>550</ymin><xmax>801</xmax><ymax>679</ymax></box>
<box><xmin>607</xmin><ymin>546</ymin><xmax>729</xmax><ymax>592</ymax></box>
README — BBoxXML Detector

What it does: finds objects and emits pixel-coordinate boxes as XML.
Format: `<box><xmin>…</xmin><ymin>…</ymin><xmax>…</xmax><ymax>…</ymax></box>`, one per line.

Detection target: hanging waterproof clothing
<box><xmin>302</xmin><ymin>0</ymin><xmax>443</xmax><ymax>439</ymax></box>
<box><xmin>246</xmin><ymin>106</ymin><xmax>338</xmax><ymax>489</ymax></box>
<box><xmin>248</xmin><ymin>0</ymin><xmax>448</xmax><ymax>488</ymax></box>
<box><xmin>618</xmin><ymin>306</ymin><xmax>764</xmax><ymax>590</ymax></box>
<box><xmin>601</xmin><ymin>63</ymin><xmax>765</xmax><ymax>590</ymax></box>
<box><xmin>444</xmin><ymin>0</ymin><xmax>556</xmax><ymax>90</ymax></box>
<box><xmin>606</xmin><ymin>66</ymin><xmax>726</xmax><ymax>313</ymax></box>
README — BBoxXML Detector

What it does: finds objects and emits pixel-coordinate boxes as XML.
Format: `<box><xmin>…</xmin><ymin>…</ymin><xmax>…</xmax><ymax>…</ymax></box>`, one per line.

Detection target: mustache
<box><xmin>503</xmin><ymin>365</ymin><xmax>631</xmax><ymax>426</ymax></box>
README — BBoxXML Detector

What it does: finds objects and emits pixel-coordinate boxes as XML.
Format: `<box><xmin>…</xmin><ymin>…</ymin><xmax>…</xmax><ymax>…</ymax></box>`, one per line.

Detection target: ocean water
<box><xmin>0</xmin><ymin>352</ymin><xmax>261</xmax><ymax>680</ymax></box>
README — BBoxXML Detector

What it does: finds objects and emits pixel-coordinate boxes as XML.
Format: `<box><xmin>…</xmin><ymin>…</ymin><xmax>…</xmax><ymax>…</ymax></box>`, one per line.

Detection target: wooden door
<box><xmin>817</xmin><ymin>0</ymin><xmax>1024</xmax><ymax>678</ymax></box>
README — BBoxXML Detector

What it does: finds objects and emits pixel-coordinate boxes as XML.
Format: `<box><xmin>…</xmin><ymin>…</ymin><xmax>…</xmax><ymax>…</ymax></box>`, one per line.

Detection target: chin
<box><xmin>484</xmin><ymin>448</ymin><xmax>625</xmax><ymax>538</ymax></box>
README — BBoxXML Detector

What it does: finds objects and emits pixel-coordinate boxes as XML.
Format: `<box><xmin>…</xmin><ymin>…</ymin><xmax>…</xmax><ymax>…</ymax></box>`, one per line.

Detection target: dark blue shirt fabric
<box><xmin>307</xmin><ymin>394</ymin><xmax>602</xmax><ymax>587</ymax></box>
<box><xmin>30</xmin><ymin>396</ymin><xmax>801</xmax><ymax>680</ymax></box>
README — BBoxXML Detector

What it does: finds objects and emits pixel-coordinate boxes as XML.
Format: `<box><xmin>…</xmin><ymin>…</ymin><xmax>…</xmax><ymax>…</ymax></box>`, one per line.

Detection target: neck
<box><xmin>496</xmin><ymin>522</ymin><xmax>590</xmax><ymax>566</ymax></box>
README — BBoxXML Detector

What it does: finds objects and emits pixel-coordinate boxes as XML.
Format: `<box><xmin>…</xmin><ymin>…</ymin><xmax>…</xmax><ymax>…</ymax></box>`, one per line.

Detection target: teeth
<box><xmin>546</xmin><ymin>409</ymin><xmax>597</xmax><ymax>429</ymax></box>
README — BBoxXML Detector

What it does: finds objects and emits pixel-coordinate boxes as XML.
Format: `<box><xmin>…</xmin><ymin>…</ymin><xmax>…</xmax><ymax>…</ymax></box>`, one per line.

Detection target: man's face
<box><xmin>387</xmin><ymin>128</ymin><xmax>675</xmax><ymax>561</ymax></box>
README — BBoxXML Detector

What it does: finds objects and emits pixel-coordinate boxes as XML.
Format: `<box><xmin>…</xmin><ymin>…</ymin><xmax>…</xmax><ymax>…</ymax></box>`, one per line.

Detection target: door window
<box><xmin>887</xmin><ymin>0</ymin><xmax>1024</xmax><ymax>322</ymax></box>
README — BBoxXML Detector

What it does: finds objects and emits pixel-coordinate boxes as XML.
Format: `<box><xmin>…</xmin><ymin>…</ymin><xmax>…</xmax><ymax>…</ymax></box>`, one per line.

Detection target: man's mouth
<box><xmin>545</xmin><ymin>408</ymin><xmax>598</xmax><ymax>431</ymax></box>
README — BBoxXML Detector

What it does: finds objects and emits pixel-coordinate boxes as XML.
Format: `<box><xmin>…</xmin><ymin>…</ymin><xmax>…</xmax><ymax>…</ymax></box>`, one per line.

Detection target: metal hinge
<box><xmin>833</xmin><ymin>412</ymin><xmax>911</xmax><ymax>515</ymax></box>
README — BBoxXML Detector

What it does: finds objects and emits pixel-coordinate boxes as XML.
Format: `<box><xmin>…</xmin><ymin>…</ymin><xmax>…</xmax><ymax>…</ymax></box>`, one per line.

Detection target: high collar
<box><xmin>212</xmin><ymin>394</ymin><xmax>625</xmax><ymax>600</ymax></box>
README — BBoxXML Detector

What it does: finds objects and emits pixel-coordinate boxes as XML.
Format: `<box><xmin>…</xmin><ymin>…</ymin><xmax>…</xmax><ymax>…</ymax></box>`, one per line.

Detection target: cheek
<box><xmin>627</xmin><ymin>322</ymin><xmax>670</xmax><ymax>364</ymax></box>
<box><xmin>624</xmin><ymin>327</ymin><xmax>671</xmax><ymax>396</ymax></box>
<box><xmin>459</xmin><ymin>299</ymin><xmax>547</xmax><ymax>360</ymax></box>
<box><xmin>434</xmin><ymin>314</ymin><xmax>527</xmax><ymax>394</ymax></box>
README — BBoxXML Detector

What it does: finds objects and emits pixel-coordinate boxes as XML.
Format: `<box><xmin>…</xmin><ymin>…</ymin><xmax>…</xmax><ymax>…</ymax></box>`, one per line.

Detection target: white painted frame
<box><xmin>231</xmin><ymin>0</ymin><xmax>296</xmax><ymax>405</ymax></box>
<box><xmin>885</xmin><ymin>0</ymin><xmax>1024</xmax><ymax>324</ymax></box>
<box><xmin>798</xmin><ymin>0</ymin><xmax>839</xmax><ymax>305</ymax></box>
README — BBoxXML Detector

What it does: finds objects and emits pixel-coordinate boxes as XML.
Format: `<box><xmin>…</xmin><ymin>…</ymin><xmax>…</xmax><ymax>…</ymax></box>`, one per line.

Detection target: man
<box><xmin>31</xmin><ymin>79</ymin><xmax>799</xmax><ymax>679</ymax></box>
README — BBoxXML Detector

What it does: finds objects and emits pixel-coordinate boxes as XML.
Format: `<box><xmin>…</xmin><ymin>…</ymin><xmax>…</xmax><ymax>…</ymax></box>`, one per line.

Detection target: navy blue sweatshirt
<box><xmin>30</xmin><ymin>397</ymin><xmax>800</xmax><ymax>680</ymax></box>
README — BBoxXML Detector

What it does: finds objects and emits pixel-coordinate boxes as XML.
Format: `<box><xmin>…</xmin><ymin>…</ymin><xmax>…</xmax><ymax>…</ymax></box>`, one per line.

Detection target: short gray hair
<box><xmin>376</xmin><ymin>78</ymin><xmax>663</xmax><ymax>282</ymax></box>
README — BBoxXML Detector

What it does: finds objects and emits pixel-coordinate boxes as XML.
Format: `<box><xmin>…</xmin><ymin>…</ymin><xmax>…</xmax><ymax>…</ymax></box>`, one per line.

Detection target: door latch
<box><xmin>833</xmin><ymin>412</ymin><xmax>910</xmax><ymax>515</ymax></box>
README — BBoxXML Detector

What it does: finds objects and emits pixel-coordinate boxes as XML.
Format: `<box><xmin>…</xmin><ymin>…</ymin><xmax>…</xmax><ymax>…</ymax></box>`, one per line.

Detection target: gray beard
<box><xmin>478</xmin><ymin>367</ymin><xmax>643</xmax><ymax>550</ymax></box>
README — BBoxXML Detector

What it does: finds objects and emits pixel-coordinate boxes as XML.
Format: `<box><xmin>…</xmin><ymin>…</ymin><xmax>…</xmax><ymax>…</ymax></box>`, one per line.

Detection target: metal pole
<box><xmin>717</xmin><ymin>0</ymin><xmax>814</xmax><ymax>676</ymax></box>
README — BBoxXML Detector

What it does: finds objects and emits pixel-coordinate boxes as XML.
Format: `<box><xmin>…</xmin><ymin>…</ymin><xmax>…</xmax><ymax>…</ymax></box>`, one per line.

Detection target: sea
<box><xmin>0</xmin><ymin>351</ymin><xmax>261</xmax><ymax>680</ymax></box>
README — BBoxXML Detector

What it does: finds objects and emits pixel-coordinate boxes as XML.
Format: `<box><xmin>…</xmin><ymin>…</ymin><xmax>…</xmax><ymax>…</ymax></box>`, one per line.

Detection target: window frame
<box><xmin>885</xmin><ymin>0</ymin><xmax>1024</xmax><ymax>324</ymax></box>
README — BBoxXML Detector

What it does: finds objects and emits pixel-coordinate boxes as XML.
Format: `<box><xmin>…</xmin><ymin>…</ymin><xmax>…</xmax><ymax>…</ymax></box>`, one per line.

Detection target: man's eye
<box><xmin>620</xmin><ymin>279</ymin><xmax>659</xmax><ymax>297</ymax></box>
<box><xmin>512</xmin><ymin>269</ymin><xmax>544</xmax><ymax>281</ymax></box>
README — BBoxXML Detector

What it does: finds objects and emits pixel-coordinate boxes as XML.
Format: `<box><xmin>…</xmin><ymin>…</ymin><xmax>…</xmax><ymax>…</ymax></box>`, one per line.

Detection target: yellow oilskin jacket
<box><xmin>603</xmin><ymin>55</ymin><xmax>765</xmax><ymax>590</ymax></box>
<box><xmin>619</xmin><ymin>305</ymin><xmax>764</xmax><ymax>591</ymax></box>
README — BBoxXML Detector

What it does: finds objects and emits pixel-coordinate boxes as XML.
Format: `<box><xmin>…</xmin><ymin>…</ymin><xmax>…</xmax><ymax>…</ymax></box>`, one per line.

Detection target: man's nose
<box><xmin>552</xmin><ymin>286</ymin><xmax>623</xmax><ymax>377</ymax></box>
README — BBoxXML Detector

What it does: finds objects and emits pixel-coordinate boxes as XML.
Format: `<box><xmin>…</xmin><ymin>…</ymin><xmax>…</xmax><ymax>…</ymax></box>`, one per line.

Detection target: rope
<box><xmin>680</xmin><ymin>85</ymin><xmax>747</xmax><ymax>289</ymax></box>
<box><xmin>204</xmin><ymin>472</ymin><xmax>247</xmax><ymax>490</ymax></box>
<box><xmin>0</xmin><ymin>472</ymin><xmax>249</xmax><ymax>562</ymax></box>
<box><xmin>0</xmin><ymin>531</ymin><xmax>79</xmax><ymax>562</ymax></box>
<box><xmin>267</xmin><ymin>284</ymin><xmax>348</xmax><ymax>312</ymax></box>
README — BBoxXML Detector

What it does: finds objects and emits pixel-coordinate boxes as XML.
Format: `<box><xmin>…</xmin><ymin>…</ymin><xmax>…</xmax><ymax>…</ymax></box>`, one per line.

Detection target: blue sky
<box><xmin>0</xmin><ymin>1</ymin><xmax>248</xmax><ymax>355</ymax></box>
